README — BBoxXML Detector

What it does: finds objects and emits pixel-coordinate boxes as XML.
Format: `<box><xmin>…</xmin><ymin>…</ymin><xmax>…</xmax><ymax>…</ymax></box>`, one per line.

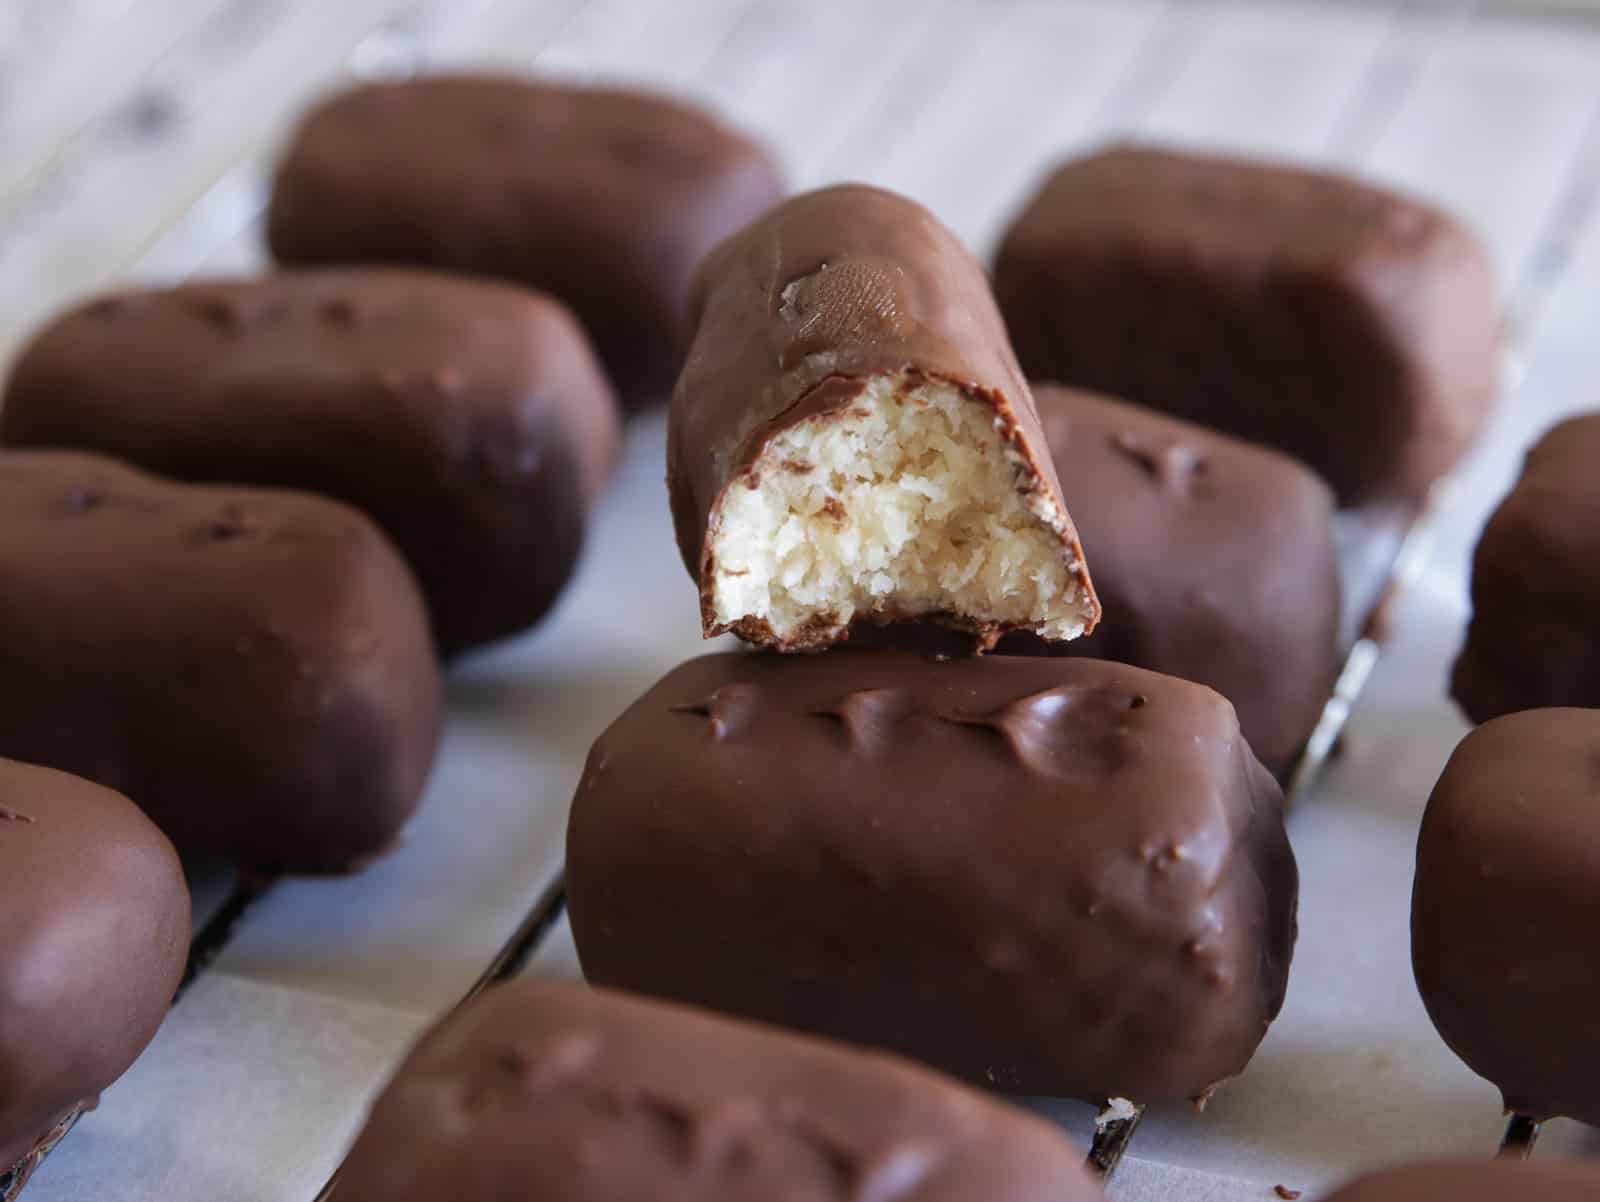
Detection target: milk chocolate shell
<box><xmin>1413</xmin><ymin>708</ymin><xmax>1600</xmax><ymax>1125</ymax></box>
<box><xmin>994</xmin><ymin>145</ymin><xmax>1500</xmax><ymax>506</ymax></box>
<box><xmin>0</xmin><ymin>450</ymin><xmax>441</xmax><ymax>872</ymax></box>
<box><xmin>1</xmin><ymin>269</ymin><xmax>621</xmax><ymax>656</ymax></box>
<box><xmin>0</xmin><ymin>759</ymin><xmax>189</xmax><ymax>1180</ymax></box>
<box><xmin>335</xmin><ymin>980</ymin><xmax>1105</xmax><ymax>1202</ymax></box>
<box><xmin>668</xmin><ymin>185</ymin><xmax>1098</xmax><ymax>652</ymax></box>
<box><xmin>267</xmin><ymin>76</ymin><xmax>784</xmax><ymax>409</ymax></box>
<box><xmin>1004</xmin><ymin>385</ymin><xmax>1340</xmax><ymax>774</ymax></box>
<box><xmin>568</xmin><ymin>650</ymin><xmax>1297</xmax><ymax>1103</ymax></box>
<box><xmin>1320</xmin><ymin>1158</ymin><xmax>1600</xmax><ymax>1202</ymax></box>
<box><xmin>1453</xmin><ymin>413</ymin><xmax>1600</xmax><ymax>722</ymax></box>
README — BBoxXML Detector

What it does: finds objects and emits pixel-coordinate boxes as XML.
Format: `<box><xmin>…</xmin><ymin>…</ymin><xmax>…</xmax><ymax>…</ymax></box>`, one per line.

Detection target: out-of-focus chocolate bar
<box><xmin>568</xmin><ymin>650</ymin><xmax>1297</xmax><ymax>1104</ymax></box>
<box><xmin>0</xmin><ymin>450</ymin><xmax>441</xmax><ymax>873</ymax></box>
<box><xmin>335</xmin><ymin>980</ymin><xmax>1105</xmax><ymax>1202</ymax></box>
<box><xmin>1319</xmin><ymin>1158</ymin><xmax>1600</xmax><ymax>1202</ymax></box>
<box><xmin>1412</xmin><ymin>707</ymin><xmax>1600</xmax><ymax>1126</ymax></box>
<box><xmin>668</xmin><ymin>185</ymin><xmax>1098</xmax><ymax>652</ymax></box>
<box><xmin>1452</xmin><ymin>414</ymin><xmax>1600</xmax><ymax>722</ymax></box>
<box><xmin>0</xmin><ymin>759</ymin><xmax>189</xmax><ymax>1181</ymax></box>
<box><xmin>2</xmin><ymin>269</ymin><xmax>621</xmax><ymax>656</ymax></box>
<box><xmin>994</xmin><ymin>146</ymin><xmax>1500</xmax><ymax>506</ymax></box>
<box><xmin>267</xmin><ymin>76</ymin><xmax>784</xmax><ymax>409</ymax></box>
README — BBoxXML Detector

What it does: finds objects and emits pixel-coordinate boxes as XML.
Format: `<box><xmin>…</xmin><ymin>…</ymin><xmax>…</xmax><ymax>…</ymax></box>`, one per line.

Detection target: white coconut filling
<box><xmin>709</xmin><ymin>374</ymin><xmax>1088</xmax><ymax>642</ymax></box>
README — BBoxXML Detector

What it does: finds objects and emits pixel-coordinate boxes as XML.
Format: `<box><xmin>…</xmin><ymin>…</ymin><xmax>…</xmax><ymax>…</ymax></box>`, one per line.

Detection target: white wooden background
<box><xmin>6</xmin><ymin>2</ymin><xmax>1600</xmax><ymax>1199</ymax></box>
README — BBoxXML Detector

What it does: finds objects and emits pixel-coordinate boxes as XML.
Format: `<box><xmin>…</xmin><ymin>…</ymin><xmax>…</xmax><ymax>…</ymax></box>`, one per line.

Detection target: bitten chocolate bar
<box><xmin>668</xmin><ymin>185</ymin><xmax>1098</xmax><ymax>652</ymax></box>
<box><xmin>568</xmin><ymin>650</ymin><xmax>1297</xmax><ymax>1104</ymax></box>
<box><xmin>2</xmin><ymin>269</ymin><xmax>621</xmax><ymax>656</ymax></box>
<box><xmin>0</xmin><ymin>451</ymin><xmax>440</xmax><ymax>873</ymax></box>
<box><xmin>0</xmin><ymin>760</ymin><xmax>189</xmax><ymax>1182</ymax></box>
<box><xmin>1452</xmin><ymin>414</ymin><xmax>1600</xmax><ymax>722</ymax></box>
<box><xmin>994</xmin><ymin>146</ymin><xmax>1500</xmax><ymax>506</ymax></box>
<box><xmin>1413</xmin><ymin>707</ymin><xmax>1600</xmax><ymax>1126</ymax></box>
<box><xmin>335</xmin><ymin>980</ymin><xmax>1105</xmax><ymax>1202</ymax></box>
<box><xmin>267</xmin><ymin>76</ymin><xmax>784</xmax><ymax>409</ymax></box>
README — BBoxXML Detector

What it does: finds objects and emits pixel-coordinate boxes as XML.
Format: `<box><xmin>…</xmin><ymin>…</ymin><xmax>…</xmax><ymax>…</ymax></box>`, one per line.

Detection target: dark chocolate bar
<box><xmin>1413</xmin><ymin>707</ymin><xmax>1600</xmax><ymax>1125</ymax></box>
<box><xmin>1452</xmin><ymin>413</ymin><xmax>1600</xmax><ymax>722</ymax></box>
<box><xmin>0</xmin><ymin>759</ymin><xmax>189</xmax><ymax>1177</ymax></box>
<box><xmin>994</xmin><ymin>145</ymin><xmax>1501</xmax><ymax>506</ymax></box>
<box><xmin>267</xmin><ymin>76</ymin><xmax>784</xmax><ymax>409</ymax></box>
<box><xmin>0</xmin><ymin>450</ymin><xmax>441</xmax><ymax>872</ymax></box>
<box><xmin>896</xmin><ymin>385</ymin><xmax>1341</xmax><ymax>775</ymax></box>
<box><xmin>335</xmin><ymin>980</ymin><xmax>1105</xmax><ymax>1202</ymax></box>
<box><xmin>568</xmin><ymin>650</ymin><xmax>1297</xmax><ymax>1104</ymax></box>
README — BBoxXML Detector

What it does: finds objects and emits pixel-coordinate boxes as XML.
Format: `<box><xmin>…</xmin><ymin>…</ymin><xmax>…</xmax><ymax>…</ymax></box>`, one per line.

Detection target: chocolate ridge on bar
<box><xmin>568</xmin><ymin>650</ymin><xmax>1297</xmax><ymax>1103</ymax></box>
<box><xmin>1009</xmin><ymin>386</ymin><xmax>1340</xmax><ymax>773</ymax></box>
<box><xmin>0</xmin><ymin>759</ymin><xmax>190</xmax><ymax>1176</ymax></box>
<box><xmin>267</xmin><ymin>76</ymin><xmax>785</xmax><ymax>410</ymax></box>
<box><xmin>1320</xmin><ymin>1158</ymin><xmax>1600</xmax><ymax>1202</ymax></box>
<box><xmin>1412</xmin><ymin>707</ymin><xmax>1600</xmax><ymax>1126</ymax></box>
<box><xmin>994</xmin><ymin>145</ymin><xmax>1501</xmax><ymax>506</ymax></box>
<box><xmin>1452</xmin><ymin>413</ymin><xmax>1600</xmax><ymax>722</ymax></box>
<box><xmin>0</xmin><ymin>450</ymin><xmax>441</xmax><ymax>872</ymax></box>
<box><xmin>1</xmin><ymin>268</ymin><xmax>621</xmax><ymax>657</ymax></box>
<box><xmin>668</xmin><ymin>185</ymin><xmax>1098</xmax><ymax>651</ymax></box>
<box><xmin>334</xmin><ymin>980</ymin><xmax>1105</xmax><ymax>1202</ymax></box>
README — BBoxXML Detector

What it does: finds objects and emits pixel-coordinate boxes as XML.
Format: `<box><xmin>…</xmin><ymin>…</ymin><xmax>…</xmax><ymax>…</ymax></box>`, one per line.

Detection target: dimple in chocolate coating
<box><xmin>1003</xmin><ymin>386</ymin><xmax>1340</xmax><ymax>775</ymax></box>
<box><xmin>1452</xmin><ymin>414</ymin><xmax>1600</xmax><ymax>723</ymax></box>
<box><xmin>1412</xmin><ymin>707</ymin><xmax>1600</xmax><ymax>1125</ymax></box>
<box><xmin>266</xmin><ymin>76</ymin><xmax>784</xmax><ymax>409</ymax></box>
<box><xmin>1319</xmin><ymin>1158</ymin><xmax>1600</xmax><ymax>1202</ymax></box>
<box><xmin>993</xmin><ymin>145</ymin><xmax>1501</xmax><ymax>506</ymax></box>
<box><xmin>0</xmin><ymin>759</ymin><xmax>189</xmax><ymax>1175</ymax></box>
<box><xmin>0</xmin><ymin>450</ymin><xmax>441</xmax><ymax>872</ymax></box>
<box><xmin>668</xmin><ymin>184</ymin><xmax>1097</xmax><ymax>650</ymax></box>
<box><xmin>568</xmin><ymin>650</ymin><xmax>1297</xmax><ymax>1104</ymax></box>
<box><xmin>1</xmin><ymin>269</ymin><xmax>620</xmax><ymax>657</ymax></box>
<box><xmin>334</xmin><ymin>980</ymin><xmax>1104</xmax><ymax>1202</ymax></box>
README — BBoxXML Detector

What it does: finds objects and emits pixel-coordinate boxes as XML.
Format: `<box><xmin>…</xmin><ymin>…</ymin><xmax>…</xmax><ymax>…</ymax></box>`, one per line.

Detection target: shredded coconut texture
<box><xmin>708</xmin><ymin>374</ymin><xmax>1089</xmax><ymax>645</ymax></box>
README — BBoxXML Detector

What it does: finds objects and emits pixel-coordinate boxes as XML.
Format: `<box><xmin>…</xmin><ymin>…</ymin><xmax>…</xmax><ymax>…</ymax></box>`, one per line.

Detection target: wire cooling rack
<box><xmin>5</xmin><ymin>2</ymin><xmax>1600</xmax><ymax>1199</ymax></box>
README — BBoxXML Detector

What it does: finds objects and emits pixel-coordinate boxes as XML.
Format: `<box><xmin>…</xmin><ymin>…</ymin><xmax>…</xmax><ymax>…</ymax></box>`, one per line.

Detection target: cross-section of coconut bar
<box><xmin>668</xmin><ymin>185</ymin><xmax>1098</xmax><ymax>651</ymax></box>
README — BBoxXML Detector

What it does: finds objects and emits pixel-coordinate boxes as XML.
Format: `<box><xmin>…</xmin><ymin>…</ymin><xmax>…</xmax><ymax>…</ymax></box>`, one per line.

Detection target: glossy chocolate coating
<box><xmin>1013</xmin><ymin>385</ymin><xmax>1339</xmax><ymax>774</ymax></box>
<box><xmin>1412</xmin><ymin>708</ymin><xmax>1600</xmax><ymax>1125</ymax></box>
<box><xmin>994</xmin><ymin>145</ymin><xmax>1500</xmax><ymax>506</ymax></box>
<box><xmin>0</xmin><ymin>450</ymin><xmax>441</xmax><ymax>872</ymax></box>
<box><xmin>0</xmin><ymin>759</ymin><xmax>189</xmax><ymax>1174</ymax></box>
<box><xmin>336</xmin><ymin>980</ymin><xmax>1103</xmax><ymax>1202</ymax></box>
<box><xmin>668</xmin><ymin>184</ymin><xmax>1096</xmax><ymax>649</ymax></box>
<box><xmin>1453</xmin><ymin>414</ymin><xmax>1600</xmax><ymax>722</ymax></box>
<box><xmin>267</xmin><ymin>76</ymin><xmax>784</xmax><ymax>409</ymax></box>
<box><xmin>568</xmin><ymin>650</ymin><xmax>1297</xmax><ymax>1103</ymax></box>
<box><xmin>2</xmin><ymin>269</ymin><xmax>620</xmax><ymax>656</ymax></box>
<box><xmin>1321</xmin><ymin>1159</ymin><xmax>1600</xmax><ymax>1202</ymax></box>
